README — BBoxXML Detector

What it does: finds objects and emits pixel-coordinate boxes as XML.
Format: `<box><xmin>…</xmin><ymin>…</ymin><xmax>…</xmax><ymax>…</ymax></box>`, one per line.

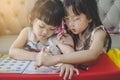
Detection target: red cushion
<box><xmin>0</xmin><ymin>54</ymin><xmax>120</xmax><ymax>80</ymax></box>
<box><xmin>76</xmin><ymin>54</ymin><xmax>120</xmax><ymax>80</ymax></box>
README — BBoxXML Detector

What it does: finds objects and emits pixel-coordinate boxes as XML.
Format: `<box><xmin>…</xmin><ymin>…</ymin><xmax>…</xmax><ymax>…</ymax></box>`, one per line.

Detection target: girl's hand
<box><xmin>57</xmin><ymin>32</ymin><xmax>75</xmax><ymax>54</ymax></box>
<box><xmin>57</xmin><ymin>32</ymin><xmax>74</xmax><ymax>48</ymax></box>
<box><xmin>35</xmin><ymin>48</ymin><xmax>57</xmax><ymax>69</ymax></box>
<box><xmin>58</xmin><ymin>64</ymin><xmax>79</xmax><ymax>80</ymax></box>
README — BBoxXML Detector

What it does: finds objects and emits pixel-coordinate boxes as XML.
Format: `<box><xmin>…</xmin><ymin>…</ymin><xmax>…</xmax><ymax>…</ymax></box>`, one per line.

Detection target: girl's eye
<box><xmin>50</xmin><ymin>28</ymin><xmax>55</xmax><ymax>31</ymax></box>
<box><xmin>64</xmin><ymin>17</ymin><xmax>69</xmax><ymax>21</ymax></box>
<box><xmin>65</xmin><ymin>18</ymin><xmax>69</xmax><ymax>20</ymax></box>
<box><xmin>39</xmin><ymin>25</ymin><xmax>44</xmax><ymax>28</ymax></box>
<box><xmin>74</xmin><ymin>17</ymin><xmax>80</xmax><ymax>22</ymax></box>
<box><xmin>75</xmin><ymin>17</ymin><xmax>80</xmax><ymax>20</ymax></box>
<box><xmin>66</xmin><ymin>18</ymin><xmax>70</xmax><ymax>21</ymax></box>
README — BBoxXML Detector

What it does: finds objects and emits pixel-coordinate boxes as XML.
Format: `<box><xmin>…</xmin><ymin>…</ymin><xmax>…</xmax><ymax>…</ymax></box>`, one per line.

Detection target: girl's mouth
<box><xmin>71</xmin><ymin>29</ymin><xmax>76</xmax><ymax>33</ymax></box>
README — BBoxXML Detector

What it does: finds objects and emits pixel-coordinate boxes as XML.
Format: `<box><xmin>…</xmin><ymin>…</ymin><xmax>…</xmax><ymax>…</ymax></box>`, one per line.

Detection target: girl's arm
<box><xmin>9</xmin><ymin>27</ymin><xmax>37</xmax><ymax>61</ymax></box>
<box><xmin>57</xmin><ymin>29</ymin><xmax>106</xmax><ymax>64</ymax></box>
<box><xmin>57</xmin><ymin>32</ymin><xmax>75</xmax><ymax>54</ymax></box>
<box><xmin>35</xmin><ymin>29</ymin><xmax>106</xmax><ymax>66</ymax></box>
<box><xmin>57</xmin><ymin>34</ymin><xmax>79</xmax><ymax>80</ymax></box>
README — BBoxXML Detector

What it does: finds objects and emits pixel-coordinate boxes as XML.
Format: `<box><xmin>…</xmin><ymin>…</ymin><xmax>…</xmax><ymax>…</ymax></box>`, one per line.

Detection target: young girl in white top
<box><xmin>35</xmin><ymin>0</ymin><xmax>112</xmax><ymax>79</ymax></box>
<box><xmin>9</xmin><ymin>0</ymin><xmax>65</xmax><ymax>60</ymax></box>
<box><xmin>9</xmin><ymin>0</ymin><xmax>79</xmax><ymax>79</ymax></box>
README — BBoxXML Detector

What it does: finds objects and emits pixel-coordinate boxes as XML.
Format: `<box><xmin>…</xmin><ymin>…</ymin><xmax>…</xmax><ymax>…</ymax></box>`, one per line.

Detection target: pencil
<box><xmin>78</xmin><ymin>64</ymin><xmax>89</xmax><ymax>71</ymax></box>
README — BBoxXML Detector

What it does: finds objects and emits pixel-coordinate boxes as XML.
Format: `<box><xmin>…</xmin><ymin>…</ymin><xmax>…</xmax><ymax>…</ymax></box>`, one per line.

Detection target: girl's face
<box><xmin>32</xmin><ymin>18</ymin><xmax>57</xmax><ymax>40</ymax></box>
<box><xmin>65</xmin><ymin>6</ymin><xmax>92</xmax><ymax>34</ymax></box>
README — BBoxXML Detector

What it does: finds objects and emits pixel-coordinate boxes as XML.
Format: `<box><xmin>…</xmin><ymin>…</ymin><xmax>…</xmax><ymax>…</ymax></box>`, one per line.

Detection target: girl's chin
<box><xmin>41</xmin><ymin>37</ymin><xmax>48</xmax><ymax>40</ymax></box>
<box><xmin>38</xmin><ymin>36</ymin><xmax>48</xmax><ymax>40</ymax></box>
<box><xmin>71</xmin><ymin>31</ymin><xmax>78</xmax><ymax>34</ymax></box>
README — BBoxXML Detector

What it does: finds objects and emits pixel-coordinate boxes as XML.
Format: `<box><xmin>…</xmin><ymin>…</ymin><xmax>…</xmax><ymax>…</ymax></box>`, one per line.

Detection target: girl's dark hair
<box><xmin>64</xmin><ymin>0</ymin><xmax>111</xmax><ymax>52</ymax></box>
<box><xmin>29</xmin><ymin>0</ymin><xmax>65</xmax><ymax>27</ymax></box>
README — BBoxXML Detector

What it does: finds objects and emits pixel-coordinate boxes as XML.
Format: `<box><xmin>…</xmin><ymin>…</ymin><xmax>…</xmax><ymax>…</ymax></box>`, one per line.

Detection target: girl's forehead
<box><xmin>66</xmin><ymin>8</ymin><xmax>78</xmax><ymax>19</ymax></box>
<box><xmin>66</xmin><ymin>6</ymin><xmax>74</xmax><ymax>15</ymax></box>
<box><xmin>66</xmin><ymin>6</ymin><xmax>80</xmax><ymax>17</ymax></box>
<box><xmin>35</xmin><ymin>19</ymin><xmax>45</xmax><ymax>25</ymax></box>
<box><xmin>35</xmin><ymin>18</ymin><xmax>56</xmax><ymax>28</ymax></box>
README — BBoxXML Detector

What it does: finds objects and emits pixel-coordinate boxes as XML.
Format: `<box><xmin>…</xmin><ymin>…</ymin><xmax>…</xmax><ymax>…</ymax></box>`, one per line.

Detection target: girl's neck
<box><xmin>77</xmin><ymin>33</ymin><xmax>83</xmax><ymax>47</ymax></box>
<box><xmin>78</xmin><ymin>33</ymin><xmax>82</xmax><ymax>40</ymax></box>
<box><xmin>78</xmin><ymin>34</ymin><xmax>83</xmax><ymax>41</ymax></box>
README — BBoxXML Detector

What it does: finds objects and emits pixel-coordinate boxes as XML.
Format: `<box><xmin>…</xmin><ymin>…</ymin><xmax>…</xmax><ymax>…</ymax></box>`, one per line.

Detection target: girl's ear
<box><xmin>89</xmin><ymin>18</ymin><xmax>92</xmax><ymax>23</ymax></box>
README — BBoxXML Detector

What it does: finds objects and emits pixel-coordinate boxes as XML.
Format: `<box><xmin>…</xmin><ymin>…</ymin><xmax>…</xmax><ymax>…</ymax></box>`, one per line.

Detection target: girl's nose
<box><xmin>69</xmin><ymin>23</ymin><xmax>74</xmax><ymax>29</ymax></box>
<box><xmin>70</xmin><ymin>26</ymin><xmax>74</xmax><ymax>30</ymax></box>
<box><xmin>68</xmin><ymin>21</ymin><xmax>72</xmax><ymax>26</ymax></box>
<box><xmin>68</xmin><ymin>20</ymin><xmax>75</xmax><ymax>27</ymax></box>
<box><xmin>42</xmin><ymin>29</ymin><xmax>47</xmax><ymax>35</ymax></box>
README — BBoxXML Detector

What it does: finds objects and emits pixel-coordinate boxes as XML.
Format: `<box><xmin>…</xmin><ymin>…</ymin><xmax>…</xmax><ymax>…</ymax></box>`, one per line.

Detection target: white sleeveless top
<box><xmin>76</xmin><ymin>25</ymin><xmax>109</xmax><ymax>53</ymax></box>
<box><xmin>24</xmin><ymin>29</ymin><xmax>61</xmax><ymax>55</ymax></box>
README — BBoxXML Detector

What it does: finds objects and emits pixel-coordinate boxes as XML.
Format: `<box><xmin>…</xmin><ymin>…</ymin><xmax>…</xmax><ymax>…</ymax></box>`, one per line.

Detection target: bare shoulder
<box><xmin>17</xmin><ymin>27</ymin><xmax>32</xmax><ymax>42</ymax></box>
<box><xmin>93</xmin><ymin>29</ymin><xmax>106</xmax><ymax>41</ymax></box>
<box><xmin>90</xmin><ymin>29</ymin><xmax>107</xmax><ymax>53</ymax></box>
<box><xmin>20</xmin><ymin>27</ymin><xmax>31</xmax><ymax>35</ymax></box>
<box><xmin>11</xmin><ymin>27</ymin><xmax>32</xmax><ymax>48</ymax></box>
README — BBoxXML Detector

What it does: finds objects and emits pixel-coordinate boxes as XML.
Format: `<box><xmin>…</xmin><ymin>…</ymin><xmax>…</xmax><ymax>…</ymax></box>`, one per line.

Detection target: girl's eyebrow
<box><xmin>38</xmin><ymin>21</ymin><xmax>46</xmax><ymax>26</ymax></box>
<box><xmin>65</xmin><ymin>15</ymin><xmax>78</xmax><ymax>19</ymax></box>
<box><xmin>36</xmin><ymin>19</ymin><xmax>45</xmax><ymax>25</ymax></box>
<box><xmin>49</xmin><ymin>27</ymin><xmax>56</xmax><ymax>29</ymax></box>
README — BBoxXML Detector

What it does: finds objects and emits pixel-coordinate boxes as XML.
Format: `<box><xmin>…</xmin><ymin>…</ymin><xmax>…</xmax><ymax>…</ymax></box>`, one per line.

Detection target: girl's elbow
<box><xmin>9</xmin><ymin>48</ymin><xmax>15</xmax><ymax>58</ymax></box>
<box><xmin>8</xmin><ymin>51</ymin><xmax>13</xmax><ymax>58</ymax></box>
<box><xmin>92</xmin><ymin>55</ymin><xmax>99</xmax><ymax>61</ymax></box>
<box><xmin>91</xmin><ymin>51</ymin><xmax>102</xmax><ymax>61</ymax></box>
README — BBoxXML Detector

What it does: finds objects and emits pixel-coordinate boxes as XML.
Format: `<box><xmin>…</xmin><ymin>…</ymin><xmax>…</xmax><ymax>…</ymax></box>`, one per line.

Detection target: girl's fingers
<box><xmin>57</xmin><ymin>32</ymin><xmax>63</xmax><ymax>37</ymax></box>
<box><xmin>63</xmin><ymin>29</ymin><xmax>67</xmax><ymax>34</ymax></box>
<box><xmin>68</xmin><ymin>68</ymin><xmax>79</xmax><ymax>79</ymax></box>
<box><xmin>59</xmin><ymin>64</ymin><xmax>78</xmax><ymax>80</ymax></box>
<box><xmin>35</xmin><ymin>48</ymin><xmax>45</xmax><ymax>69</ymax></box>
<box><xmin>74</xmin><ymin>68</ymin><xmax>79</xmax><ymax>75</ymax></box>
<box><xmin>68</xmin><ymin>68</ymin><xmax>73</xmax><ymax>80</ymax></box>
<box><xmin>57</xmin><ymin>35</ymin><xmax>63</xmax><ymax>40</ymax></box>
<box><xmin>57</xmin><ymin>31</ymin><xmax>66</xmax><ymax>40</ymax></box>
<box><xmin>59</xmin><ymin>66</ymin><xmax>65</xmax><ymax>77</ymax></box>
<box><xmin>34</xmin><ymin>64</ymin><xmax>40</xmax><ymax>70</ymax></box>
<box><xmin>34</xmin><ymin>61</ymin><xmax>42</xmax><ymax>70</ymax></box>
<box><xmin>63</xmin><ymin>67</ymin><xmax>69</xmax><ymax>80</ymax></box>
<box><xmin>39</xmin><ymin>47</ymin><xmax>45</xmax><ymax>54</ymax></box>
<box><xmin>41</xmin><ymin>47</ymin><xmax>45</xmax><ymax>52</ymax></box>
